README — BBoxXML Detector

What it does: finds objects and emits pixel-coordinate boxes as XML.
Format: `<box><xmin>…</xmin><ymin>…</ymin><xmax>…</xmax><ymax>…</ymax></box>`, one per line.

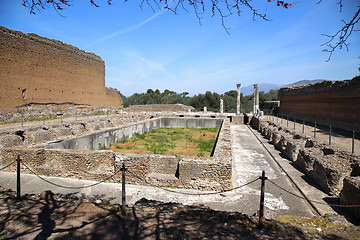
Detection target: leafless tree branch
<box><xmin>321</xmin><ymin>6</ymin><xmax>360</xmax><ymax>61</ymax></box>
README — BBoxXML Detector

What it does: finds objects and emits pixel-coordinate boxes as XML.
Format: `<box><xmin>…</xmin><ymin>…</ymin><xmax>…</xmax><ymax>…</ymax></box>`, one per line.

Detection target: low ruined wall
<box><xmin>278</xmin><ymin>77</ymin><xmax>360</xmax><ymax>131</ymax></box>
<box><xmin>127</xmin><ymin>104</ymin><xmax>195</xmax><ymax>113</ymax></box>
<box><xmin>255</xmin><ymin>118</ymin><xmax>360</xmax><ymax>220</ymax></box>
<box><xmin>0</xmin><ymin>118</ymin><xmax>232</xmax><ymax>191</ymax></box>
<box><xmin>0</xmin><ymin>114</ymin><xmax>148</xmax><ymax>149</ymax></box>
<box><xmin>37</xmin><ymin>117</ymin><xmax>223</xmax><ymax>151</ymax></box>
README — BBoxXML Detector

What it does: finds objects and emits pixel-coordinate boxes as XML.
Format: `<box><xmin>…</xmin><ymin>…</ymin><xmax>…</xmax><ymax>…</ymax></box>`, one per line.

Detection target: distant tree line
<box><xmin>120</xmin><ymin>88</ymin><xmax>279</xmax><ymax>113</ymax></box>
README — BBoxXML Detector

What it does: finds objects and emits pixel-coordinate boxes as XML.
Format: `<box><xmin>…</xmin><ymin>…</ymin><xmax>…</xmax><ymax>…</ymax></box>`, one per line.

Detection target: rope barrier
<box><xmin>267</xmin><ymin>179</ymin><xmax>360</xmax><ymax>208</ymax></box>
<box><xmin>10</xmin><ymin>158</ymin><xmax>360</xmax><ymax>208</ymax></box>
<box><xmin>20</xmin><ymin>160</ymin><xmax>121</xmax><ymax>189</ymax></box>
<box><xmin>0</xmin><ymin>159</ymin><xmax>17</xmax><ymax>171</ymax></box>
<box><xmin>126</xmin><ymin>169</ymin><xmax>260</xmax><ymax>196</ymax></box>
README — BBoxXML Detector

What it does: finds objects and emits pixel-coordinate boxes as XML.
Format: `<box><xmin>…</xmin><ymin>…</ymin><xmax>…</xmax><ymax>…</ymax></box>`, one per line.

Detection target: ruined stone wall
<box><xmin>278</xmin><ymin>77</ymin><xmax>360</xmax><ymax>131</ymax></box>
<box><xmin>0</xmin><ymin>26</ymin><xmax>122</xmax><ymax>112</ymax></box>
<box><xmin>0</xmin><ymin>118</ymin><xmax>232</xmax><ymax>191</ymax></box>
<box><xmin>0</xmin><ymin>114</ymin><xmax>148</xmax><ymax>149</ymax></box>
<box><xmin>256</xmin><ymin>118</ymin><xmax>360</xmax><ymax>220</ymax></box>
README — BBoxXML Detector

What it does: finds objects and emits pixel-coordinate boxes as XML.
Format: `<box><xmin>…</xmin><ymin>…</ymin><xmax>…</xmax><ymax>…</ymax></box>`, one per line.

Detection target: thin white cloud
<box><xmin>88</xmin><ymin>10</ymin><xmax>164</xmax><ymax>46</ymax></box>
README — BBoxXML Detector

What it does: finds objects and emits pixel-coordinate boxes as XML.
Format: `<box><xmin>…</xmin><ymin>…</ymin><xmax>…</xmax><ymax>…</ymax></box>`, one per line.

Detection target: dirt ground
<box><xmin>267</xmin><ymin>116</ymin><xmax>359</xmax><ymax>156</ymax></box>
<box><xmin>1</xmin><ymin>188</ymin><xmax>359</xmax><ymax>240</ymax></box>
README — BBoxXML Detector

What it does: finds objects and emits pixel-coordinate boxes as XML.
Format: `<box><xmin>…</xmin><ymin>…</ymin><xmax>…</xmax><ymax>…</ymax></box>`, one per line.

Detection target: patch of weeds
<box><xmin>277</xmin><ymin>216</ymin><xmax>341</xmax><ymax>229</ymax></box>
<box><xmin>155</xmin><ymin>135</ymin><xmax>168</xmax><ymax>142</ymax></box>
<box><xmin>115</xmin><ymin>145</ymin><xmax>122</xmax><ymax>149</ymax></box>
<box><xmin>194</xmin><ymin>139</ymin><xmax>216</xmax><ymax>152</ymax></box>
<box><xmin>197</xmin><ymin>153</ymin><xmax>205</xmax><ymax>157</ymax></box>
<box><xmin>200</xmin><ymin>128</ymin><xmax>218</xmax><ymax>133</ymax></box>
<box><xmin>49</xmin><ymin>164</ymin><xmax>54</xmax><ymax>167</ymax></box>
<box><xmin>135</xmin><ymin>133</ymin><xmax>146</xmax><ymax>139</ymax></box>
<box><xmin>185</xmin><ymin>135</ymin><xmax>192</xmax><ymax>141</ymax></box>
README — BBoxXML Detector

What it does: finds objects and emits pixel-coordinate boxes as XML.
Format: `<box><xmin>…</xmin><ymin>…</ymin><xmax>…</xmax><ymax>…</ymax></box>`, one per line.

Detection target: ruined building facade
<box><xmin>279</xmin><ymin>77</ymin><xmax>360</xmax><ymax>131</ymax></box>
<box><xmin>0</xmin><ymin>26</ymin><xmax>123</xmax><ymax>112</ymax></box>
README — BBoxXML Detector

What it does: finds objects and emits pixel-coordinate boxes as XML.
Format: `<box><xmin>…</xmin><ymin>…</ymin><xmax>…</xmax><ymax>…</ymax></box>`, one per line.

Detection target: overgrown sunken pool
<box><xmin>105</xmin><ymin>128</ymin><xmax>219</xmax><ymax>157</ymax></box>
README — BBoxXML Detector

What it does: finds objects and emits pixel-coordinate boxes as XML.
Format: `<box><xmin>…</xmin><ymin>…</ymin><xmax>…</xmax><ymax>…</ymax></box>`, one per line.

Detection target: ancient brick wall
<box><xmin>278</xmin><ymin>77</ymin><xmax>360</xmax><ymax>131</ymax></box>
<box><xmin>0</xmin><ymin>26</ymin><xmax>122</xmax><ymax>112</ymax></box>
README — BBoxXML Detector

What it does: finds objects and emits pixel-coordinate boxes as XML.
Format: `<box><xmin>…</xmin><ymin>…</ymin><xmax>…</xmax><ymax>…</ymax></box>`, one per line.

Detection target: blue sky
<box><xmin>1</xmin><ymin>0</ymin><xmax>359</xmax><ymax>96</ymax></box>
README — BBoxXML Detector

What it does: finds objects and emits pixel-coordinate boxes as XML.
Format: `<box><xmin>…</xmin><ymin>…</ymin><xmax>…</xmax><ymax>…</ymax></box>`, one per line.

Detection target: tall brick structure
<box><xmin>0</xmin><ymin>26</ymin><xmax>123</xmax><ymax>112</ymax></box>
<box><xmin>279</xmin><ymin>76</ymin><xmax>360</xmax><ymax>131</ymax></box>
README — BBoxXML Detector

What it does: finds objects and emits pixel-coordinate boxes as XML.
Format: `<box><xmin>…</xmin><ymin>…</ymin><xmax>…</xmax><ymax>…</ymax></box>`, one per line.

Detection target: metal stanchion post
<box><xmin>259</xmin><ymin>171</ymin><xmax>267</xmax><ymax>228</ymax></box>
<box><xmin>287</xmin><ymin>116</ymin><xmax>289</xmax><ymax>128</ymax></box>
<box><xmin>17</xmin><ymin>155</ymin><xmax>21</xmax><ymax>200</ymax></box>
<box><xmin>329</xmin><ymin>126</ymin><xmax>332</xmax><ymax>145</ymax></box>
<box><xmin>121</xmin><ymin>162</ymin><xmax>127</xmax><ymax>215</ymax></box>
<box><xmin>314</xmin><ymin>122</ymin><xmax>316</xmax><ymax>138</ymax></box>
<box><xmin>293</xmin><ymin>118</ymin><xmax>296</xmax><ymax>129</ymax></box>
<box><xmin>352</xmin><ymin>130</ymin><xmax>355</xmax><ymax>154</ymax></box>
<box><xmin>302</xmin><ymin>120</ymin><xmax>305</xmax><ymax>134</ymax></box>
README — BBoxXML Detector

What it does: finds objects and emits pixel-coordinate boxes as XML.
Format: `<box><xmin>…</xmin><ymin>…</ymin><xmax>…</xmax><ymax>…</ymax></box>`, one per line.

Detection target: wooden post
<box><xmin>329</xmin><ymin>126</ymin><xmax>332</xmax><ymax>145</ymax></box>
<box><xmin>17</xmin><ymin>155</ymin><xmax>21</xmax><ymax>200</ymax></box>
<box><xmin>314</xmin><ymin>122</ymin><xmax>316</xmax><ymax>138</ymax></box>
<box><xmin>259</xmin><ymin>171</ymin><xmax>267</xmax><ymax>228</ymax></box>
<box><xmin>121</xmin><ymin>162</ymin><xmax>126</xmax><ymax>215</ymax></box>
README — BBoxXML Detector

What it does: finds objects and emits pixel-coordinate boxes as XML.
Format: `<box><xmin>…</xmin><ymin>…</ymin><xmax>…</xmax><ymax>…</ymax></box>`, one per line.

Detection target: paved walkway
<box><xmin>0</xmin><ymin>124</ymin><xmax>334</xmax><ymax>218</ymax></box>
<box><xmin>230</xmin><ymin>125</ymin><xmax>314</xmax><ymax>217</ymax></box>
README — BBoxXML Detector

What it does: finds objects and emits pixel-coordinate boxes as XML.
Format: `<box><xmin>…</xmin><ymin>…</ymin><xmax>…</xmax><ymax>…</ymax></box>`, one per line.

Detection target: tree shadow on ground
<box><xmin>0</xmin><ymin>189</ymin><xmax>357</xmax><ymax>240</ymax></box>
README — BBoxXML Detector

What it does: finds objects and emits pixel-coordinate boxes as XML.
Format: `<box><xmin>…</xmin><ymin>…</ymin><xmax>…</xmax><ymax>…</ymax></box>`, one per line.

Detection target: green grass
<box><xmin>107</xmin><ymin>127</ymin><xmax>219</xmax><ymax>156</ymax></box>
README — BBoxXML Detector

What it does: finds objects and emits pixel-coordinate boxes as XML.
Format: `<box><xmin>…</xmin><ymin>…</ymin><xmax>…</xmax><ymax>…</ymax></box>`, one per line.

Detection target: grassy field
<box><xmin>106</xmin><ymin>128</ymin><xmax>219</xmax><ymax>157</ymax></box>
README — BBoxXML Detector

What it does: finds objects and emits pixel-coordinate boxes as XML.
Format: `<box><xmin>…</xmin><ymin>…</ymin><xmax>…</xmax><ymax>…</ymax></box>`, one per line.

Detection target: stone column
<box><xmin>236</xmin><ymin>84</ymin><xmax>241</xmax><ymax>115</ymax></box>
<box><xmin>220</xmin><ymin>99</ymin><xmax>224</xmax><ymax>114</ymax></box>
<box><xmin>204</xmin><ymin>107</ymin><xmax>207</xmax><ymax>113</ymax></box>
<box><xmin>253</xmin><ymin>84</ymin><xmax>259</xmax><ymax>115</ymax></box>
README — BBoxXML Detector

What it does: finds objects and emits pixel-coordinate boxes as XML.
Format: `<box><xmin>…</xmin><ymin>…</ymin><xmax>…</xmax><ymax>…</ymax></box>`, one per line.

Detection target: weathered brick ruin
<box><xmin>0</xmin><ymin>26</ymin><xmax>123</xmax><ymax>112</ymax></box>
<box><xmin>278</xmin><ymin>76</ymin><xmax>360</xmax><ymax>131</ymax></box>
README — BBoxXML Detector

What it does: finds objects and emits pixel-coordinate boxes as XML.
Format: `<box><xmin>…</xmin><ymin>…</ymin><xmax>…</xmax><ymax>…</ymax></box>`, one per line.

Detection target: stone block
<box><xmin>310</xmin><ymin>156</ymin><xmax>352</xmax><ymax>196</ymax></box>
<box><xmin>340</xmin><ymin>176</ymin><xmax>360</xmax><ymax>221</ymax></box>
<box><xmin>285</xmin><ymin>138</ymin><xmax>305</xmax><ymax>161</ymax></box>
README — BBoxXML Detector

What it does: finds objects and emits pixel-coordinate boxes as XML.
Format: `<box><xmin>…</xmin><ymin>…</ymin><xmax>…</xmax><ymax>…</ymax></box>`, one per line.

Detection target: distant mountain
<box><xmin>285</xmin><ymin>79</ymin><xmax>327</xmax><ymax>87</ymax></box>
<box><xmin>241</xmin><ymin>80</ymin><xmax>331</xmax><ymax>96</ymax></box>
<box><xmin>241</xmin><ymin>83</ymin><xmax>283</xmax><ymax>96</ymax></box>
